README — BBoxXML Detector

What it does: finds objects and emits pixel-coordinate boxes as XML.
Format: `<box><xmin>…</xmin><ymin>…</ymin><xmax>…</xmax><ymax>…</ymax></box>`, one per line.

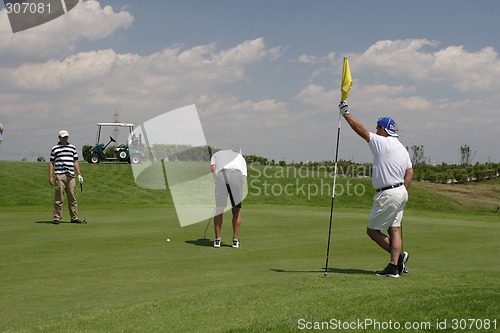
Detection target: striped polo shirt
<box><xmin>50</xmin><ymin>142</ymin><xmax>79</xmax><ymax>176</ymax></box>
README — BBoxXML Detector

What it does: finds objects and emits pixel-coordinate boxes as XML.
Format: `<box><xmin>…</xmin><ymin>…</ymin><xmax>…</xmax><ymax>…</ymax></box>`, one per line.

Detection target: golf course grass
<box><xmin>1</xmin><ymin>161</ymin><xmax>499</xmax><ymax>332</ymax></box>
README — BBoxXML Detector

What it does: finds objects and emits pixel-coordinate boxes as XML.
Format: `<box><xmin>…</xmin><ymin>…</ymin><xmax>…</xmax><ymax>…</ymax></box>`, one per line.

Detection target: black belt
<box><xmin>376</xmin><ymin>182</ymin><xmax>403</xmax><ymax>192</ymax></box>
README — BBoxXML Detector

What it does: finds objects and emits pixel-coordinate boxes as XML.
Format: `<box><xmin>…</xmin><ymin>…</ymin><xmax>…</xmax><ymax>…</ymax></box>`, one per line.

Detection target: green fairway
<box><xmin>1</xmin><ymin>161</ymin><xmax>499</xmax><ymax>332</ymax></box>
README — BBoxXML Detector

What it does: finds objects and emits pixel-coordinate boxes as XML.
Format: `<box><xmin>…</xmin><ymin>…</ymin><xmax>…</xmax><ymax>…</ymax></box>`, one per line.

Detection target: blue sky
<box><xmin>1</xmin><ymin>0</ymin><xmax>499</xmax><ymax>164</ymax></box>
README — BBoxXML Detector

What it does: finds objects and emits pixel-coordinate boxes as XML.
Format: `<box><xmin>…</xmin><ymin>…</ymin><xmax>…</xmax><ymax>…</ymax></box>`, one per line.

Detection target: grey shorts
<box><xmin>215</xmin><ymin>170</ymin><xmax>243</xmax><ymax>209</ymax></box>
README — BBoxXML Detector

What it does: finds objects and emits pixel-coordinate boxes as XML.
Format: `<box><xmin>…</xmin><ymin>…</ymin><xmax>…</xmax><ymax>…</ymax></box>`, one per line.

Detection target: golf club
<box><xmin>202</xmin><ymin>145</ymin><xmax>215</xmax><ymax>239</ymax></box>
<box><xmin>202</xmin><ymin>207</ymin><xmax>216</xmax><ymax>239</ymax></box>
<box><xmin>79</xmin><ymin>182</ymin><xmax>87</xmax><ymax>224</ymax></box>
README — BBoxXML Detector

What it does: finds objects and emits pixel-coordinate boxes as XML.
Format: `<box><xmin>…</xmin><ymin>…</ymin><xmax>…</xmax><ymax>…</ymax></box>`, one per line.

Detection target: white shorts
<box><xmin>368</xmin><ymin>186</ymin><xmax>408</xmax><ymax>231</ymax></box>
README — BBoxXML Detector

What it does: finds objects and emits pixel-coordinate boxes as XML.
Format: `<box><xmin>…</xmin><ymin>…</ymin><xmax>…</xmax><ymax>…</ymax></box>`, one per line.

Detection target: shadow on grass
<box><xmin>35</xmin><ymin>221</ymin><xmax>86</xmax><ymax>225</ymax></box>
<box><xmin>271</xmin><ymin>268</ymin><xmax>373</xmax><ymax>275</ymax></box>
<box><xmin>36</xmin><ymin>220</ymin><xmax>63</xmax><ymax>224</ymax></box>
<box><xmin>185</xmin><ymin>238</ymin><xmax>232</xmax><ymax>248</ymax></box>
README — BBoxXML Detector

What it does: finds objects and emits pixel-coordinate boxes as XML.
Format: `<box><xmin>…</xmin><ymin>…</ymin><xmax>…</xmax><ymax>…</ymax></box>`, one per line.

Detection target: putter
<box><xmin>79</xmin><ymin>182</ymin><xmax>88</xmax><ymax>224</ymax></box>
<box><xmin>202</xmin><ymin>207</ymin><xmax>216</xmax><ymax>239</ymax></box>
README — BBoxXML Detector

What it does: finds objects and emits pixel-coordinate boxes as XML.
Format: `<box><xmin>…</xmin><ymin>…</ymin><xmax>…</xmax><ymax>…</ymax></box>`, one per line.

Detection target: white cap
<box><xmin>59</xmin><ymin>130</ymin><xmax>69</xmax><ymax>137</ymax></box>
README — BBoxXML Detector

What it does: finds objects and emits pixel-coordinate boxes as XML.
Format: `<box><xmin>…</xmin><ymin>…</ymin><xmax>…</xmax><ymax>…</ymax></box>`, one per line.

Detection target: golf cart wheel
<box><xmin>88</xmin><ymin>153</ymin><xmax>101</xmax><ymax>164</ymax></box>
<box><xmin>130</xmin><ymin>154</ymin><xmax>141</xmax><ymax>164</ymax></box>
<box><xmin>119</xmin><ymin>151</ymin><xmax>128</xmax><ymax>159</ymax></box>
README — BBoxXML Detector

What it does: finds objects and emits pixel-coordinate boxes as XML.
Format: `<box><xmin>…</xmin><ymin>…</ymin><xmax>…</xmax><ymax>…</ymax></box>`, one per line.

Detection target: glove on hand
<box><xmin>78</xmin><ymin>175</ymin><xmax>83</xmax><ymax>184</ymax></box>
<box><xmin>339</xmin><ymin>100</ymin><xmax>349</xmax><ymax>116</ymax></box>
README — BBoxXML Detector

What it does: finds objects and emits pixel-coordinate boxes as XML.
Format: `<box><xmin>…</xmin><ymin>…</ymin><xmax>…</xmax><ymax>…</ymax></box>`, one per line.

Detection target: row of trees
<box><xmin>406</xmin><ymin>144</ymin><xmax>500</xmax><ymax>182</ymax></box>
<box><xmin>412</xmin><ymin>163</ymin><xmax>500</xmax><ymax>183</ymax></box>
<box><xmin>79</xmin><ymin>142</ymin><xmax>497</xmax><ymax>184</ymax></box>
<box><xmin>408</xmin><ymin>144</ymin><xmax>478</xmax><ymax>168</ymax></box>
<box><xmin>260</xmin><ymin>158</ymin><xmax>500</xmax><ymax>184</ymax></box>
<box><xmin>247</xmin><ymin>144</ymin><xmax>499</xmax><ymax>184</ymax></box>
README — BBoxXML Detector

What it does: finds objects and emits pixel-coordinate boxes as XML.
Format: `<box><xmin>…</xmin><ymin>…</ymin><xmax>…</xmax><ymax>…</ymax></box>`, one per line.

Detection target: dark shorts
<box><xmin>215</xmin><ymin>170</ymin><xmax>243</xmax><ymax>208</ymax></box>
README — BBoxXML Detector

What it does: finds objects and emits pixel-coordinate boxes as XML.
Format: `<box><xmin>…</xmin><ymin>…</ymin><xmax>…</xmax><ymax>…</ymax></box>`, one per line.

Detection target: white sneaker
<box><xmin>232</xmin><ymin>239</ymin><xmax>240</xmax><ymax>248</ymax></box>
<box><xmin>398</xmin><ymin>251</ymin><xmax>409</xmax><ymax>274</ymax></box>
<box><xmin>213</xmin><ymin>239</ymin><xmax>221</xmax><ymax>248</ymax></box>
<box><xmin>403</xmin><ymin>252</ymin><xmax>410</xmax><ymax>273</ymax></box>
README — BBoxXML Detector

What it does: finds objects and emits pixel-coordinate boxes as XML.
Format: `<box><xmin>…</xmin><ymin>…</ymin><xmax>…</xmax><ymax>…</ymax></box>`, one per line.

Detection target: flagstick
<box><xmin>324</xmin><ymin>111</ymin><xmax>342</xmax><ymax>279</ymax></box>
<box><xmin>324</xmin><ymin>57</ymin><xmax>351</xmax><ymax>279</ymax></box>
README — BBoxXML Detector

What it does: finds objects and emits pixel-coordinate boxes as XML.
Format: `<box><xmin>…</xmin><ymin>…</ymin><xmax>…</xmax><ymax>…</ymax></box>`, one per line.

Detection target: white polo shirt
<box><xmin>368</xmin><ymin>133</ymin><xmax>412</xmax><ymax>190</ymax></box>
<box><xmin>210</xmin><ymin>150</ymin><xmax>247</xmax><ymax>176</ymax></box>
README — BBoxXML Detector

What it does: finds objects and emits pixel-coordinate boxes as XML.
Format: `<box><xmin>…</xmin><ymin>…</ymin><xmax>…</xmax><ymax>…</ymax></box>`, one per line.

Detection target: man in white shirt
<box><xmin>210</xmin><ymin>149</ymin><xmax>247</xmax><ymax>248</ymax></box>
<box><xmin>339</xmin><ymin>101</ymin><xmax>413</xmax><ymax>278</ymax></box>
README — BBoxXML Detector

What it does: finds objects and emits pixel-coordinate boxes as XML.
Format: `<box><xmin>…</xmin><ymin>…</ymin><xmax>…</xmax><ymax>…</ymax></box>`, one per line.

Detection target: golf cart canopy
<box><xmin>88</xmin><ymin>121</ymin><xmax>145</xmax><ymax>164</ymax></box>
<box><xmin>96</xmin><ymin>123</ymin><xmax>134</xmax><ymax>127</ymax></box>
<box><xmin>95</xmin><ymin>123</ymin><xmax>135</xmax><ymax>145</ymax></box>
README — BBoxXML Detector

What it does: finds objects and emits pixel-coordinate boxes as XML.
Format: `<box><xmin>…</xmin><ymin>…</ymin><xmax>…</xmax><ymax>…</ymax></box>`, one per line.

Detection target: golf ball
<box><xmin>166</xmin><ymin>239</ymin><xmax>170</xmax><ymax>242</ymax></box>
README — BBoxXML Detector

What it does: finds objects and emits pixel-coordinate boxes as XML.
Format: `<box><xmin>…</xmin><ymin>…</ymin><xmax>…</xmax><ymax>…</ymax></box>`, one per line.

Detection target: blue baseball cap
<box><xmin>377</xmin><ymin>117</ymin><xmax>398</xmax><ymax>137</ymax></box>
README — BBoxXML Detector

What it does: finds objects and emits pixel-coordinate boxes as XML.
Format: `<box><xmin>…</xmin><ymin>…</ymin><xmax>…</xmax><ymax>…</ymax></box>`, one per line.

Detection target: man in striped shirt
<box><xmin>49</xmin><ymin>130</ymin><xmax>84</xmax><ymax>224</ymax></box>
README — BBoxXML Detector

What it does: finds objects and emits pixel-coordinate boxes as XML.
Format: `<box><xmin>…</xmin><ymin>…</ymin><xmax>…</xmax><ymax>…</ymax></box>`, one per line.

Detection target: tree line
<box><xmin>79</xmin><ymin>143</ymin><xmax>498</xmax><ymax>184</ymax></box>
<box><xmin>247</xmin><ymin>144</ymin><xmax>499</xmax><ymax>184</ymax></box>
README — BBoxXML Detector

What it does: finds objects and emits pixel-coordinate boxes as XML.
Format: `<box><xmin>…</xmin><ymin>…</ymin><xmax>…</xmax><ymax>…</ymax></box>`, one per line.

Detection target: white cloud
<box><xmin>2</xmin><ymin>34</ymin><xmax>499</xmax><ymax>164</ymax></box>
<box><xmin>294</xmin><ymin>83</ymin><xmax>335</xmax><ymax>107</ymax></box>
<box><xmin>294</xmin><ymin>39</ymin><xmax>500</xmax><ymax>163</ymax></box>
<box><xmin>434</xmin><ymin>46</ymin><xmax>500</xmax><ymax>91</ymax></box>
<box><xmin>297</xmin><ymin>54</ymin><xmax>318</xmax><ymax>64</ymax></box>
<box><xmin>0</xmin><ymin>37</ymin><xmax>285</xmax><ymax>137</ymax></box>
<box><xmin>396</xmin><ymin>96</ymin><xmax>432</xmax><ymax>111</ymax></box>
<box><xmin>217</xmin><ymin>38</ymin><xmax>283</xmax><ymax>65</ymax></box>
<box><xmin>4</xmin><ymin>37</ymin><xmax>280</xmax><ymax>94</ymax></box>
<box><xmin>357</xmin><ymin>39</ymin><xmax>437</xmax><ymax>78</ymax></box>
<box><xmin>0</xmin><ymin>0</ymin><xmax>133</xmax><ymax>63</ymax></box>
<box><xmin>296</xmin><ymin>52</ymin><xmax>336</xmax><ymax>65</ymax></box>
<box><xmin>353</xmin><ymin>39</ymin><xmax>500</xmax><ymax>93</ymax></box>
<box><xmin>295</xmin><ymin>52</ymin><xmax>337</xmax><ymax>80</ymax></box>
<box><xmin>68</xmin><ymin>0</ymin><xmax>134</xmax><ymax>40</ymax></box>
<box><xmin>9</xmin><ymin>49</ymin><xmax>139</xmax><ymax>90</ymax></box>
<box><xmin>201</xmin><ymin>95</ymin><xmax>289</xmax><ymax>126</ymax></box>
<box><xmin>297</xmin><ymin>38</ymin><xmax>500</xmax><ymax>109</ymax></box>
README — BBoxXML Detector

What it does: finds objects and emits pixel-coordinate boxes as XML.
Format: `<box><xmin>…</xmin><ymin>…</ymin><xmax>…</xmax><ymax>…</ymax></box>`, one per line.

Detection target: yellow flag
<box><xmin>341</xmin><ymin>57</ymin><xmax>352</xmax><ymax>100</ymax></box>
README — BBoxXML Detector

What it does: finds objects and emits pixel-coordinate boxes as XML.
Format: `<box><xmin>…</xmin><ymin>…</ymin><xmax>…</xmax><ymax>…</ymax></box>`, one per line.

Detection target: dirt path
<box><xmin>417</xmin><ymin>178</ymin><xmax>500</xmax><ymax>212</ymax></box>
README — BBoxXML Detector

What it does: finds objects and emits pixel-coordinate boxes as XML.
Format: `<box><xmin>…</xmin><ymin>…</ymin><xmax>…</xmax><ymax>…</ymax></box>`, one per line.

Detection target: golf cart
<box><xmin>87</xmin><ymin>123</ymin><xmax>145</xmax><ymax>164</ymax></box>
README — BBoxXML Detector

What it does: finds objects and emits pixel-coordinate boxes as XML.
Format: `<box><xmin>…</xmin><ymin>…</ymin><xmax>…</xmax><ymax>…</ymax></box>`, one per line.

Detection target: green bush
<box><xmin>453</xmin><ymin>168</ymin><xmax>469</xmax><ymax>183</ymax></box>
<box><xmin>82</xmin><ymin>144</ymin><xmax>92</xmax><ymax>161</ymax></box>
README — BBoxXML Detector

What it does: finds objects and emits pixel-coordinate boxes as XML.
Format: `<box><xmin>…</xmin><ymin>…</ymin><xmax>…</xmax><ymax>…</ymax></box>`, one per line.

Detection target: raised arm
<box><xmin>339</xmin><ymin>101</ymin><xmax>370</xmax><ymax>142</ymax></box>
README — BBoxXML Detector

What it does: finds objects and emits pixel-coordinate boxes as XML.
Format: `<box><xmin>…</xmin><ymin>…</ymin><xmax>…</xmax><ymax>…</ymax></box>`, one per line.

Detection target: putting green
<box><xmin>0</xmin><ymin>204</ymin><xmax>498</xmax><ymax>332</ymax></box>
